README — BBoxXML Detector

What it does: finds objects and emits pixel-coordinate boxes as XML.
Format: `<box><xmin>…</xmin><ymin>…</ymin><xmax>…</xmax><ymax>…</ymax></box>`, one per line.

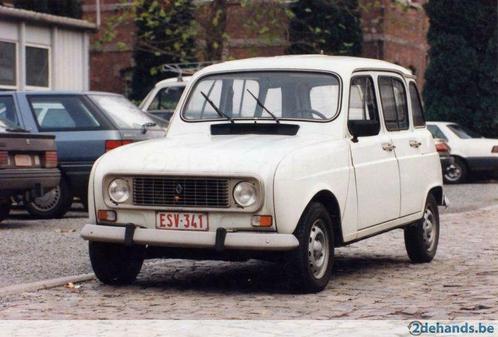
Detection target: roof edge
<box><xmin>0</xmin><ymin>5</ymin><xmax>98</xmax><ymax>32</ymax></box>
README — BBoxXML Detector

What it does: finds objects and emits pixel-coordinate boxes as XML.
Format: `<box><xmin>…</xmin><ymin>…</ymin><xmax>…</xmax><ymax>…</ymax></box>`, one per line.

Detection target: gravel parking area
<box><xmin>0</xmin><ymin>207</ymin><xmax>90</xmax><ymax>288</ymax></box>
<box><xmin>0</xmin><ymin>203</ymin><xmax>497</xmax><ymax>320</ymax></box>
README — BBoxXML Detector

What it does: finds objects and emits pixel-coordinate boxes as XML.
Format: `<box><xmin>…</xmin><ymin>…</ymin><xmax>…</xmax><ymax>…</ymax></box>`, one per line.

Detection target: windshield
<box><xmin>447</xmin><ymin>124</ymin><xmax>481</xmax><ymax>139</ymax></box>
<box><xmin>90</xmin><ymin>94</ymin><xmax>160</xmax><ymax>129</ymax></box>
<box><xmin>183</xmin><ymin>72</ymin><xmax>340</xmax><ymax>121</ymax></box>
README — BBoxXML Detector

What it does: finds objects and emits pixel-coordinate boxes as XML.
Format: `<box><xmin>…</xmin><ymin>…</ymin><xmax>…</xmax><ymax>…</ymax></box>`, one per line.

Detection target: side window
<box><xmin>427</xmin><ymin>125</ymin><xmax>447</xmax><ymax>141</ymax></box>
<box><xmin>378</xmin><ymin>76</ymin><xmax>409</xmax><ymax>131</ymax></box>
<box><xmin>28</xmin><ymin>96</ymin><xmax>103</xmax><ymax>131</ymax></box>
<box><xmin>409</xmin><ymin>82</ymin><xmax>425</xmax><ymax>127</ymax></box>
<box><xmin>348</xmin><ymin>76</ymin><xmax>380</xmax><ymax>135</ymax></box>
<box><xmin>0</xmin><ymin>96</ymin><xmax>20</xmax><ymax>126</ymax></box>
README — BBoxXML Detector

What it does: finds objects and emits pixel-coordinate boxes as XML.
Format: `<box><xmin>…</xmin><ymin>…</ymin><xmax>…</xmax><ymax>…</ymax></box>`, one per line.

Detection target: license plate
<box><xmin>156</xmin><ymin>212</ymin><xmax>208</xmax><ymax>231</ymax></box>
<box><xmin>15</xmin><ymin>154</ymin><xmax>32</xmax><ymax>167</ymax></box>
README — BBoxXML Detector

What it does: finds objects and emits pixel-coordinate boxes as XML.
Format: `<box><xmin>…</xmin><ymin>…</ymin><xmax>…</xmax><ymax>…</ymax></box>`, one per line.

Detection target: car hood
<box><xmin>95</xmin><ymin>133</ymin><xmax>330</xmax><ymax>178</ymax></box>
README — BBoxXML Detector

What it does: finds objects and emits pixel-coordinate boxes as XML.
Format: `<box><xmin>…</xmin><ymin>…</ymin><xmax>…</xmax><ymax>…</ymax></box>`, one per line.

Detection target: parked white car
<box><xmin>82</xmin><ymin>55</ymin><xmax>445</xmax><ymax>292</ymax></box>
<box><xmin>139</xmin><ymin>76</ymin><xmax>190</xmax><ymax>122</ymax></box>
<box><xmin>427</xmin><ymin>122</ymin><xmax>498</xmax><ymax>183</ymax></box>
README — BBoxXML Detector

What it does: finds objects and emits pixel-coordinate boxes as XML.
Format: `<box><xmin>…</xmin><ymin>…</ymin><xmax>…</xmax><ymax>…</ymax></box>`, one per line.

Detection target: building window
<box><xmin>0</xmin><ymin>41</ymin><xmax>16</xmax><ymax>88</ymax></box>
<box><xmin>26</xmin><ymin>46</ymin><xmax>49</xmax><ymax>88</ymax></box>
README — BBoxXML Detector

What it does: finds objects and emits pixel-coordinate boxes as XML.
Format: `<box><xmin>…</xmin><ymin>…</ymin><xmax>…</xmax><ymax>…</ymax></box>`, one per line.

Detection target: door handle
<box><xmin>409</xmin><ymin>140</ymin><xmax>422</xmax><ymax>148</ymax></box>
<box><xmin>382</xmin><ymin>143</ymin><xmax>396</xmax><ymax>152</ymax></box>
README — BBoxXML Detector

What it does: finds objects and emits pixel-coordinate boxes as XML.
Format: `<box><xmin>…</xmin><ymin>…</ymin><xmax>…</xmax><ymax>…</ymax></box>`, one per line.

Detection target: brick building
<box><xmin>82</xmin><ymin>0</ymin><xmax>429</xmax><ymax>95</ymax></box>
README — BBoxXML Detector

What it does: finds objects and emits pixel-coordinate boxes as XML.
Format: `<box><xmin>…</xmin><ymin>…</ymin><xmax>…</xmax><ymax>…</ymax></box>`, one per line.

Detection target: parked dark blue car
<box><xmin>0</xmin><ymin>91</ymin><xmax>166</xmax><ymax>218</ymax></box>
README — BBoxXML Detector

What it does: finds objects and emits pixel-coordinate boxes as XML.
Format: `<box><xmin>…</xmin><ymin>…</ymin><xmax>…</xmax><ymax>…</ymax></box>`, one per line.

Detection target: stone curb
<box><xmin>0</xmin><ymin>273</ymin><xmax>95</xmax><ymax>297</ymax></box>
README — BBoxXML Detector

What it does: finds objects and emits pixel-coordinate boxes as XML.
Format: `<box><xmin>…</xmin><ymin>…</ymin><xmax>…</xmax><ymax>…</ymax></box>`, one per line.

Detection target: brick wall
<box><xmin>83</xmin><ymin>0</ymin><xmax>429</xmax><ymax>93</ymax></box>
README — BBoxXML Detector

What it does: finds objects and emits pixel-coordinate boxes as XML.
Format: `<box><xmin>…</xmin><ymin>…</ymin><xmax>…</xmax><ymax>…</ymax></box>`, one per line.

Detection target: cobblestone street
<box><xmin>0</xmin><ymin>205</ymin><xmax>496</xmax><ymax>320</ymax></box>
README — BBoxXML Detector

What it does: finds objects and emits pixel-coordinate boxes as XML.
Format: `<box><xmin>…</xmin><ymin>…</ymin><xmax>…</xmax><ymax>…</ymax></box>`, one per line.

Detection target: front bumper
<box><xmin>81</xmin><ymin>224</ymin><xmax>299</xmax><ymax>251</ymax></box>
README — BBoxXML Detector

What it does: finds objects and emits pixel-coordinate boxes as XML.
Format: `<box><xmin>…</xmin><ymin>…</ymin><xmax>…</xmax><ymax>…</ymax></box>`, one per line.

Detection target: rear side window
<box><xmin>409</xmin><ymin>82</ymin><xmax>425</xmax><ymax>127</ymax></box>
<box><xmin>28</xmin><ymin>95</ymin><xmax>104</xmax><ymax>131</ymax></box>
<box><xmin>0</xmin><ymin>96</ymin><xmax>20</xmax><ymax>126</ymax></box>
<box><xmin>427</xmin><ymin>125</ymin><xmax>447</xmax><ymax>141</ymax></box>
<box><xmin>148</xmin><ymin>86</ymin><xmax>185</xmax><ymax>112</ymax></box>
<box><xmin>378</xmin><ymin>77</ymin><xmax>409</xmax><ymax>131</ymax></box>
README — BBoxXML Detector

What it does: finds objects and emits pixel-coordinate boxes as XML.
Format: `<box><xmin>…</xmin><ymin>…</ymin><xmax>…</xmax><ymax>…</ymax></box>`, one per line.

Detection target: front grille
<box><xmin>132</xmin><ymin>176</ymin><xmax>230</xmax><ymax>208</ymax></box>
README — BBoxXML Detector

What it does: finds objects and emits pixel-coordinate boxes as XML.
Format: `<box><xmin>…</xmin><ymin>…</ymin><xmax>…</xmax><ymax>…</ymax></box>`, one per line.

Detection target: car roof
<box><xmin>194</xmin><ymin>55</ymin><xmax>413</xmax><ymax>79</ymax></box>
<box><xmin>0</xmin><ymin>90</ymin><xmax>123</xmax><ymax>96</ymax></box>
<box><xmin>155</xmin><ymin>76</ymin><xmax>191</xmax><ymax>87</ymax></box>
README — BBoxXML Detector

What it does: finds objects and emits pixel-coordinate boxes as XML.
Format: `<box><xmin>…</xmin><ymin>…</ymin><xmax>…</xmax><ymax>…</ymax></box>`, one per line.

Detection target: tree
<box><xmin>14</xmin><ymin>0</ymin><xmax>82</xmax><ymax>19</ymax></box>
<box><xmin>197</xmin><ymin>0</ymin><xmax>227</xmax><ymax>61</ymax></box>
<box><xmin>130</xmin><ymin>0</ymin><xmax>197</xmax><ymax>100</ymax></box>
<box><xmin>287</xmin><ymin>0</ymin><xmax>362</xmax><ymax>56</ymax></box>
<box><xmin>423</xmin><ymin>0</ymin><xmax>498</xmax><ymax>137</ymax></box>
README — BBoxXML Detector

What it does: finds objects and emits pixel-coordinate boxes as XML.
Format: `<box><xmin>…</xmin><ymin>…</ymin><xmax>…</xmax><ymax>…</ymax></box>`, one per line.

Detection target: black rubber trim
<box><xmin>211</xmin><ymin>123</ymin><xmax>299</xmax><ymax>135</ymax></box>
<box><xmin>215</xmin><ymin>227</ymin><xmax>227</xmax><ymax>252</ymax></box>
<box><xmin>124</xmin><ymin>223</ymin><xmax>136</xmax><ymax>246</ymax></box>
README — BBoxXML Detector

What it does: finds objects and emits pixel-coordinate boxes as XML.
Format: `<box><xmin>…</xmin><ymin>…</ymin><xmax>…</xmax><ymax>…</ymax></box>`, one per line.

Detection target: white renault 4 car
<box><xmin>82</xmin><ymin>55</ymin><xmax>445</xmax><ymax>293</ymax></box>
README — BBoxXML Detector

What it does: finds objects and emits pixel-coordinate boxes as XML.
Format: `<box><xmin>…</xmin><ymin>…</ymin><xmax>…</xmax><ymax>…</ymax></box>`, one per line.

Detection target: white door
<box><xmin>348</xmin><ymin>75</ymin><xmax>401</xmax><ymax>229</ymax></box>
<box><xmin>378</xmin><ymin>76</ymin><xmax>424</xmax><ymax>216</ymax></box>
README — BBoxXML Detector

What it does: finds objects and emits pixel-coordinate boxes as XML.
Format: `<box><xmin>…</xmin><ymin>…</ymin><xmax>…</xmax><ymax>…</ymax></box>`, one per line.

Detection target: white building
<box><xmin>0</xmin><ymin>5</ymin><xmax>97</xmax><ymax>91</ymax></box>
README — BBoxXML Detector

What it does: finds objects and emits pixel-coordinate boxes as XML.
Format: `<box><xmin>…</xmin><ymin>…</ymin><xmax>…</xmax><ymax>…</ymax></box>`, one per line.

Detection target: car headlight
<box><xmin>233</xmin><ymin>181</ymin><xmax>257</xmax><ymax>207</ymax></box>
<box><xmin>108</xmin><ymin>178</ymin><xmax>130</xmax><ymax>203</ymax></box>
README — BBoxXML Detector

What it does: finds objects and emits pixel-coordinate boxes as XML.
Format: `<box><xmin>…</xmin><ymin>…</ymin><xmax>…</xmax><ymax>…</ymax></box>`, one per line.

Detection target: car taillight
<box><xmin>0</xmin><ymin>151</ymin><xmax>9</xmax><ymax>168</ymax></box>
<box><xmin>105</xmin><ymin>140</ymin><xmax>133</xmax><ymax>152</ymax></box>
<box><xmin>44</xmin><ymin>151</ymin><xmax>58</xmax><ymax>168</ymax></box>
<box><xmin>435</xmin><ymin>142</ymin><xmax>450</xmax><ymax>153</ymax></box>
<box><xmin>492</xmin><ymin>146</ymin><xmax>498</xmax><ymax>153</ymax></box>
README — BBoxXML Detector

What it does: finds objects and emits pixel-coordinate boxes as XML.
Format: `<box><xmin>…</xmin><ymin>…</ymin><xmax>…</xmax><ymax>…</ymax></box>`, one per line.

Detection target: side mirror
<box><xmin>348</xmin><ymin>120</ymin><xmax>380</xmax><ymax>143</ymax></box>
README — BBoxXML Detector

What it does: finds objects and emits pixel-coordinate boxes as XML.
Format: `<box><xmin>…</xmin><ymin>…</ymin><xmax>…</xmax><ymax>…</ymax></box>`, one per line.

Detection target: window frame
<box><xmin>378</xmin><ymin>75</ymin><xmax>410</xmax><ymax>132</ymax></box>
<box><xmin>25</xmin><ymin>44</ymin><xmax>51</xmax><ymax>90</ymax></box>
<box><xmin>27</xmin><ymin>94</ymin><xmax>113</xmax><ymax>132</ymax></box>
<box><xmin>408</xmin><ymin>81</ymin><xmax>426</xmax><ymax>128</ymax></box>
<box><xmin>0</xmin><ymin>40</ymin><xmax>18</xmax><ymax>90</ymax></box>
<box><xmin>347</xmin><ymin>75</ymin><xmax>381</xmax><ymax>137</ymax></box>
<box><xmin>180</xmin><ymin>70</ymin><xmax>343</xmax><ymax>123</ymax></box>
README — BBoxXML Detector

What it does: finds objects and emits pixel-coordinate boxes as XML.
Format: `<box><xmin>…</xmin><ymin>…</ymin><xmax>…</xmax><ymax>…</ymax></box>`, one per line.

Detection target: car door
<box><xmin>348</xmin><ymin>74</ymin><xmax>401</xmax><ymax>229</ymax></box>
<box><xmin>378</xmin><ymin>75</ymin><xmax>424</xmax><ymax>216</ymax></box>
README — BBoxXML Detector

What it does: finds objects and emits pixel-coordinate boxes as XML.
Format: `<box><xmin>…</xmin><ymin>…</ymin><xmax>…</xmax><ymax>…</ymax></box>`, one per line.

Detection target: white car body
<box><xmin>82</xmin><ymin>55</ymin><xmax>444</xmax><ymax>290</ymax></box>
<box><xmin>427</xmin><ymin>122</ymin><xmax>498</xmax><ymax>174</ymax></box>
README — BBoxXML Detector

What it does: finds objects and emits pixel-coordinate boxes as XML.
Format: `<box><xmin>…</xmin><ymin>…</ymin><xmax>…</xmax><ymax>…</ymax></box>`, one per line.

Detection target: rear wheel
<box><xmin>286</xmin><ymin>202</ymin><xmax>334</xmax><ymax>293</ymax></box>
<box><xmin>443</xmin><ymin>157</ymin><xmax>467</xmax><ymax>184</ymax></box>
<box><xmin>25</xmin><ymin>178</ymin><xmax>73</xmax><ymax>219</ymax></box>
<box><xmin>89</xmin><ymin>241</ymin><xmax>145</xmax><ymax>285</ymax></box>
<box><xmin>404</xmin><ymin>195</ymin><xmax>440</xmax><ymax>263</ymax></box>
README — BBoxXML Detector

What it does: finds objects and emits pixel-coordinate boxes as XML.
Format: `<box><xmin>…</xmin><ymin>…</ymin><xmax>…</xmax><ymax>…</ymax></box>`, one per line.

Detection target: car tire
<box><xmin>443</xmin><ymin>157</ymin><xmax>467</xmax><ymax>184</ymax></box>
<box><xmin>0</xmin><ymin>201</ymin><xmax>10</xmax><ymax>222</ymax></box>
<box><xmin>89</xmin><ymin>241</ymin><xmax>146</xmax><ymax>285</ymax></box>
<box><xmin>286</xmin><ymin>202</ymin><xmax>334</xmax><ymax>293</ymax></box>
<box><xmin>404</xmin><ymin>195</ymin><xmax>440</xmax><ymax>263</ymax></box>
<box><xmin>25</xmin><ymin>178</ymin><xmax>73</xmax><ymax>219</ymax></box>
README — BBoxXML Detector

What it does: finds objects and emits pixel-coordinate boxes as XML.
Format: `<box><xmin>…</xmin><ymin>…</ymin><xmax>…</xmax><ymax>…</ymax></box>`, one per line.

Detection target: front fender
<box><xmin>273</xmin><ymin>139</ymin><xmax>353</xmax><ymax>234</ymax></box>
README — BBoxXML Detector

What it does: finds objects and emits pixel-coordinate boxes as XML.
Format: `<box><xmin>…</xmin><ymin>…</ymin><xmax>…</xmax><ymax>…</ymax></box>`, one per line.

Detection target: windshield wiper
<box><xmin>246</xmin><ymin>89</ymin><xmax>280</xmax><ymax>124</ymax></box>
<box><xmin>141</xmin><ymin>122</ymin><xmax>157</xmax><ymax>134</ymax></box>
<box><xmin>200</xmin><ymin>91</ymin><xmax>233</xmax><ymax>123</ymax></box>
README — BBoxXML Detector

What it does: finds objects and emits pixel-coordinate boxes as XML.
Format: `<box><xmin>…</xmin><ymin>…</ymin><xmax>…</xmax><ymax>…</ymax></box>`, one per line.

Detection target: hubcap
<box><xmin>444</xmin><ymin>163</ymin><xmax>462</xmax><ymax>182</ymax></box>
<box><xmin>308</xmin><ymin>220</ymin><xmax>329</xmax><ymax>279</ymax></box>
<box><xmin>30</xmin><ymin>186</ymin><xmax>61</xmax><ymax>211</ymax></box>
<box><xmin>422</xmin><ymin>208</ymin><xmax>437</xmax><ymax>251</ymax></box>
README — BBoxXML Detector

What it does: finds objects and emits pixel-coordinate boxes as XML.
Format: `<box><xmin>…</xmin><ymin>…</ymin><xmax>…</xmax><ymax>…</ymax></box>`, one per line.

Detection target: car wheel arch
<box><xmin>426</xmin><ymin>185</ymin><xmax>445</xmax><ymax>207</ymax></box>
<box><xmin>304</xmin><ymin>190</ymin><xmax>343</xmax><ymax>246</ymax></box>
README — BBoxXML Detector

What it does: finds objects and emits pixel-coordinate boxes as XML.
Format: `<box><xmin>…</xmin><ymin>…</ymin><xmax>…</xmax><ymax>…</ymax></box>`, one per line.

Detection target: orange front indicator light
<box><xmin>98</xmin><ymin>210</ymin><xmax>117</xmax><ymax>222</ymax></box>
<box><xmin>251</xmin><ymin>215</ymin><xmax>272</xmax><ymax>227</ymax></box>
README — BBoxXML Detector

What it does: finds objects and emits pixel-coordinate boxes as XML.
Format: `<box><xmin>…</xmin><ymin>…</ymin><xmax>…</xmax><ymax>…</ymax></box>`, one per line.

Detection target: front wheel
<box><xmin>25</xmin><ymin>178</ymin><xmax>73</xmax><ymax>219</ymax></box>
<box><xmin>404</xmin><ymin>195</ymin><xmax>440</xmax><ymax>263</ymax></box>
<box><xmin>286</xmin><ymin>202</ymin><xmax>334</xmax><ymax>293</ymax></box>
<box><xmin>89</xmin><ymin>241</ymin><xmax>145</xmax><ymax>285</ymax></box>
